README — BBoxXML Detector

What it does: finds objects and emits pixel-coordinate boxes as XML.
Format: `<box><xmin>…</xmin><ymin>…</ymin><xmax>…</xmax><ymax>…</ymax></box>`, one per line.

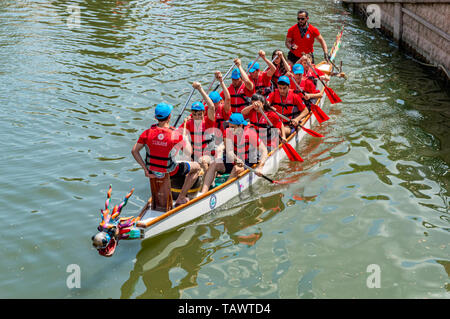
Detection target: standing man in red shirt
<box><xmin>285</xmin><ymin>10</ymin><xmax>329</xmax><ymax>65</ymax></box>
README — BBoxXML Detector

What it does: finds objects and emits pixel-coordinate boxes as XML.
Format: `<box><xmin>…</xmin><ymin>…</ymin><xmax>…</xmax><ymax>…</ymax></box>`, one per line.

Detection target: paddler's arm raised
<box><xmin>259</xmin><ymin>50</ymin><xmax>276</xmax><ymax>77</ymax></box>
<box><xmin>277</xmin><ymin>50</ymin><xmax>291</xmax><ymax>72</ymax></box>
<box><xmin>234</xmin><ymin>58</ymin><xmax>254</xmax><ymax>91</ymax></box>
<box><xmin>131</xmin><ymin>143</ymin><xmax>154</xmax><ymax>178</ymax></box>
<box><xmin>316</xmin><ymin>34</ymin><xmax>329</xmax><ymax>61</ymax></box>
<box><xmin>216</xmin><ymin>71</ymin><xmax>231</xmax><ymax>114</ymax></box>
<box><xmin>192</xmin><ymin>81</ymin><xmax>215</xmax><ymax>122</ymax></box>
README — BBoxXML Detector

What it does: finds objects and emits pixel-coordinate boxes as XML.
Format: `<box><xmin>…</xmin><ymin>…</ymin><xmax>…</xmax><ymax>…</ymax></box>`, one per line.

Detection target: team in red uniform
<box><xmin>271</xmin><ymin>50</ymin><xmax>291</xmax><ymax>89</ymax></box>
<box><xmin>298</xmin><ymin>53</ymin><xmax>330</xmax><ymax>84</ymax></box>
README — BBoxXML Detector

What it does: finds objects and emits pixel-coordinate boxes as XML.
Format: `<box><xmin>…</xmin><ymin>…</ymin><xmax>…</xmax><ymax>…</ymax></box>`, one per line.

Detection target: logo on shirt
<box><xmin>306</xmin><ymin>34</ymin><xmax>310</xmax><ymax>39</ymax></box>
<box><xmin>157</xmin><ymin>133</ymin><xmax>164</xmax><ymax>141</ymax></box>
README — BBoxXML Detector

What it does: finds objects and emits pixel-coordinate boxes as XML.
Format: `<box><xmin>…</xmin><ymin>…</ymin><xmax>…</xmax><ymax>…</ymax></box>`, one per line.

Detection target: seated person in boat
<box><xmin>207</xmin><ymin>71</ymin><xmax>231</xmax><ymax>139</ymax></box>
<box><xmin>267</xmin><ymin>76</ymin><xmax>309</xmax><ymax>136</ymax></box>
<box><xmin>287</xmin><ymin>63</ymin><xmax>323</xmax><ymax>107</ymax></box>
<box><xmin>180</xmin><ymin>82</ymin><xmax>216</xmax><ymax>173</ymax></box>
<box><xmin>220</xmin><ymin>58</ymin><xmax>254</xmax><ymax>114</ymax></box>
<box><xmin>131</xmin><ymin>103</ymin><xmax>201</xmax><ymax>207</ymax></box>
<box><xmin>199</xmin><ymin>113</ymin><xmax>268</xmax><ymax>194</ymax></box>
<box><xmin>248</xmin><ymin>50</ymin><xmax>277</xmax><ymax>97</ymax></box>
<box><xmin>241</xmin><ymin>93</ymin><xmax>287</xmax><ymax>151</ymax></box>
<box><xmin>270</xmin><ymin>49</ymin><xmax>291</xmax><ymax>88</ymax></box>
<box><xmin>206</xmin><ymin>71</ymin><xmax>231</xmax><ymax>163</ymax></box>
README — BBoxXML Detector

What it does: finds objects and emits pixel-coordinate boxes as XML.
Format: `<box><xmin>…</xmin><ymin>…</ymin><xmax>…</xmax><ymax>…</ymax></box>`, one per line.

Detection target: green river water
<box><xmin>0</xmin><ymin>0</ymin><xmax>449</xmax><ymax>299</ymax></box>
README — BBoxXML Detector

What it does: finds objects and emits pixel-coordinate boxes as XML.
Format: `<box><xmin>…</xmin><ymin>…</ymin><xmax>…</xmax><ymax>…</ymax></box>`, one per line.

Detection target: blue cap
<box><xmin>209</xmin><ymin>91</ymin><xmax>222</xmax><ymax>103</ymax></box>
<box><xmin>228</xmin><ymin>113</ymin><xmax>248</xmax><ymax>126</ymax></box>
<box><xmin>231</xmin><ymin>68</ymin><xmax>241</xmax><ymax>80</ymax></box>
<box><xmin>248</xmin><ymin>61</ymin><xmax>260</xmax><ymax>73</ymax></box>
<box><xmin>292</xmin><ymin>64</ymin><xmax>304</xmax><ymax>75</ymax></box>
<box><xmin>278</xmin><ymin>75</ymin><xmax>290</xmax><ymax>85</ymax></box>
<box><xmin>155</xmin><ymin>103</ymin><xmax>173</xmax><ymax>119</ymax></box>
<box><xmin>191</xmin><ymin>101</ymin><xmax>205</xmax><ymax>111</ymax></box>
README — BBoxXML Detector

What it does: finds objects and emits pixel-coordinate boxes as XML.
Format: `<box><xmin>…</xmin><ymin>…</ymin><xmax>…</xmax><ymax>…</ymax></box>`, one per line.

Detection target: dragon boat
<box><xmin>92</xmin><ymin>26</ymin><xmax>345</xmax><ymax>257</ymax></box>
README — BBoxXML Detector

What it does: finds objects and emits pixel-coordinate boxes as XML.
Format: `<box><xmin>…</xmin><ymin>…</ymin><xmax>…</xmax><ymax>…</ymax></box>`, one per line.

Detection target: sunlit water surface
<box><xmin>0</xmin><ymin>0</ymin><xmax>448</xmax><ymax>298</ymax></box>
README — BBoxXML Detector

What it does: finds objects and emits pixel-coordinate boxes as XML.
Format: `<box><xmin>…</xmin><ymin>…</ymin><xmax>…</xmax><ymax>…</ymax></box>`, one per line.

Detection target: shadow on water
<box><xmin>120</xmin><ymin>192</ymin><xmax>285</xmax><ymax>299</ymax></box>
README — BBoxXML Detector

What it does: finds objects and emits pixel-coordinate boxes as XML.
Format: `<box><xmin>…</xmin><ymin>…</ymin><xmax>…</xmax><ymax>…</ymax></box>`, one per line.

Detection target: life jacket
<box><xmin>290</xmin><ymin>78</ymin><xmax>317</xmax><ymax>111</ymax></box>
<box><xmin>270</xmin><ymin>89</ymin><xmax>302</xmax><ymax>124</ymax></box>
<box><xmin>232</xmin><ymin>125</ymin><xmax>260</xmax><ymax>163</ymax></box>
<box><xmin>229</xmin><ymin>83</ymin><xmax>251</xmax><ymax>113</ymax></box>
<box><xmin>144</xmin><ymin>124</ymin><xmax>178</xmax><ymax>173</ymax></box>
<box><xmin>271</xmin><ymin>66</ymin><xmax>285</xmax><ymax>85</ymax></box>
<box><xmin>252</xmin><ymin>71</ymin><xmax>272</xmax><ymax>97</ymax></box>
<box><xmin>185</xmin><ymin>118</ymin><xmax>215</xmax><ymax>158</ymax></box>
<box><xmin>305</xmin><ymin>65</ymin><xmax>323</xmax><ymax>85</ymax></box>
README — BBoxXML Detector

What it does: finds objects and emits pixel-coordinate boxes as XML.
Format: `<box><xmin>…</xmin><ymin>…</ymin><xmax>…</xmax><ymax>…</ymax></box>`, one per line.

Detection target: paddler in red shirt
<box><xmin>221</xmin><ymin>58</ymin><xmax>254</xmax><ymax>114</ymax></box>
<box><xmin>207</xmin><ymin>71</ymin><xmax>231</xmax><ymax>136</ymax></box>
<box><xmin>131</xmin><ymin>103</ymin><xmax>201</xmax><ymax>207</ymax></box>
<box><xmin>298</xmin><ymin>53</ymin><xmax>330</xmax><ymax>83</ymax></box>
<box><xmin>241</xmin><ymin>94</ymin><xmax>287</xmax><ymax>151</ymax></box>
<box><xmin>199</xmin><ymin>113</ymin><xmax>268</xmax><ymax>195</ymax></box>
<box><xmin>285</xmin><ymin>9</ymin><xmax>329</xmax><ymax>65</ymax></box>
<box><xmin>248</xmin><ymin>50</ymin><xmax>277</xmax><ymax>97</ymax></box>
<box><xmin>267</xmin><ymin>76</ymin><xmax>309</xmax><ymax>136</ymax></box>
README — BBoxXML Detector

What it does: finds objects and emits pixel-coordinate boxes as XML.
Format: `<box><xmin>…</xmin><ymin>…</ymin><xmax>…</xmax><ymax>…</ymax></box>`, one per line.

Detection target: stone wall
<box><xmin>343</xmin><ymin>1</ymin><xmax>450</xmax><ymax>81</ymax></box>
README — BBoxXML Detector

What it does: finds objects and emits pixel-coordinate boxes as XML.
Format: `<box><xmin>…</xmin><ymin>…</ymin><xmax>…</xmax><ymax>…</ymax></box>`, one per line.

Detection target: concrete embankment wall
<box><xmin>342</xmin><ymin>0</ymin><xmax>450</xmax><ymax>82</ymax></box>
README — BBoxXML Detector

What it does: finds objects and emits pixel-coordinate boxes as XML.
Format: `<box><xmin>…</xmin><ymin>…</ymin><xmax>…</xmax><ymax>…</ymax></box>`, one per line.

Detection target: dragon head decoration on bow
<box><xmin>92</xmin><ymin>186</ymin><xmax>141</xmax><ymax>257</ymax></box>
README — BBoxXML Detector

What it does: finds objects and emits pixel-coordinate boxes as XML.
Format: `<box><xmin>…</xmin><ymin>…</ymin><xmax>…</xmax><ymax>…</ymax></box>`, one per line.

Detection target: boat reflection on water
<box><xmin>120</xmin><ymin>192</ymin><xmax>285</xmax><ymax>298</ymax></box>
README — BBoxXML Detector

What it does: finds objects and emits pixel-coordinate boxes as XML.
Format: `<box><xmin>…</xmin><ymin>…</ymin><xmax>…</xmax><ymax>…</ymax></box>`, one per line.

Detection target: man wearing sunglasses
<box><xmin>285</xmin><ymin>10</ymin><xmax>329</xmax><ymax>66</ymax></box>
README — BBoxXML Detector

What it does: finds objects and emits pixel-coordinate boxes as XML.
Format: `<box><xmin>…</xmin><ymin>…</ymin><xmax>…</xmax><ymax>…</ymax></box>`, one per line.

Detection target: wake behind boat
<box><xmin>92</xmin><ymin>25</ymin><xmax>345</xmax><ymax>257</ymax></box>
